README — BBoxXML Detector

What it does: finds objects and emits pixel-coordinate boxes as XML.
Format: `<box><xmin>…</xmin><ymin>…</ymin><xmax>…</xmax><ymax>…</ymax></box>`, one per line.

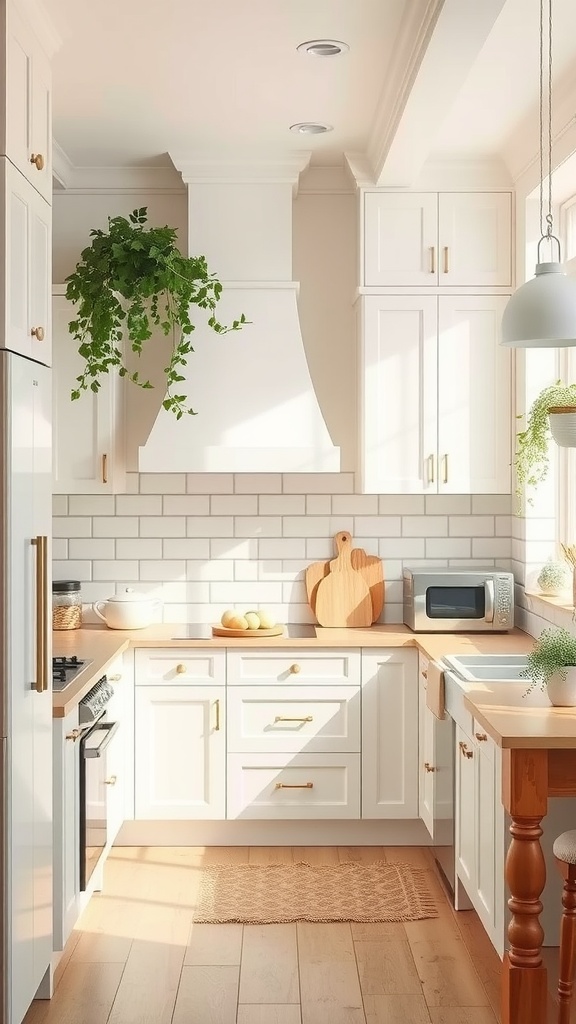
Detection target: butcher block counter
<box><xmin>52</xmin><ymin>621</ymin><xmax>532</xmax><ymax>718</ymax></box>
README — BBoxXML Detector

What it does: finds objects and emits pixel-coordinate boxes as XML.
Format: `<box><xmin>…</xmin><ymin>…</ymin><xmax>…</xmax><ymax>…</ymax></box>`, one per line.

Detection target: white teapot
<box><xmin>93</xmin><ymin>588</ymin><xmax>162</xmax><ymax>630</ymax></box>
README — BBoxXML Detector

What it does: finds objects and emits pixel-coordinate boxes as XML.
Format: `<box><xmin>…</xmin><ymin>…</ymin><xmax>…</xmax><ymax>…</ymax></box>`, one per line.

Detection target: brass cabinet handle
<box><xmin>108</xmin><ymin>674</ymin><xmax>122</xmax><ymax>682</ymax></box>
<box><xmin>214</xmin><ymin>698</ymin><xmax>221</xmax><ymax>731</ymax></box>
<box><xmin>30</xmin><ymin>153</ymin><xmax>44</xmax><ymax>170</ymax></box>
<box><xmin>475</xmin><ymin>732</ymin><xmax>488</xmax><ymax>742</ymax></box>
<box><xmin>31</xmin><ymin>536</ymin><xmax>48</xmax><ymax>693</ymax></box>
<box><xmin>427</xmin><ymin>454</ymin><xmax>435</xmax><ymax>484</ymax></box>
<box><xmin>275</xmin><ymin>782</ymin><xmax>313</xmax><ymax>789</ymax></box>
<box><xmin>66</xmin><ymin>728</ymin><xmax>82</xmax><ymax>741</ymax></box>
<box><xmin>274</xmin><ymin>715</ymin><xmax>313</xmax><ymax>723</ymax></box>
<box><xmin>459</xmin><ymin>740</ymin><xmax>473</xmax><ymax>759</ymax></box>
<box><xmin>31</xmin><ymin>326</ymin><xmax>45</xmax><ymax>341</ymax></box>
<box><xmin>429</xmin><ymin>246</ymin><xmax>436</xmax><ymax>274</ymax></box>
<box><xmin>424</xmin><ymin>763</ymin><xmax>437</xmax><ymax>773</ymax></box>
<box><xmin>102</xmin><ymin>453</ymin><xmax>108</xmax><ymax>484</ymax></box>
<box><xmin>176</xmin><ymin>664</ymin><xmax>186</xmax><ymax>674</ymax></box>
<box><xmin>289</xmin><ymin>664</ymin><xmax>301</xmax><ymax>674</ymax></box>
<box><xmin>442</xmin><ymin>453</ymin><xmax>449</xmax><ymax>484</ymax></box>
<box><xmin>104</xmin><ymin>775</ymin><xmax>117</xmax><ymax>786</ymax></box>
<box><xmin>421</xmin><ymin>670</ymin><xmax>428</xmax><ymax>679</ymax></box>
<box><xmin>443</xmin><ymin>246</ymin><xmax>449</xmax><ymax>274</ymax></box>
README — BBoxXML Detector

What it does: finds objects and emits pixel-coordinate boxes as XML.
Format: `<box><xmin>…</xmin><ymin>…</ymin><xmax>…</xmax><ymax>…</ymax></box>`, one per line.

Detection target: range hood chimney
<box><xmin>138</xmin><ymin>157</ymin><xmax>340</xmax><ymax>473</ymax></box>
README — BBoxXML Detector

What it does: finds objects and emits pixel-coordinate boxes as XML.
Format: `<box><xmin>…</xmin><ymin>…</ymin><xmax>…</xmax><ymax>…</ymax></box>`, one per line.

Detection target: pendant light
<box><xmin>501</xmin><ymin>0</ymin><xmax>576</xmax><ymax>348</ymax></box>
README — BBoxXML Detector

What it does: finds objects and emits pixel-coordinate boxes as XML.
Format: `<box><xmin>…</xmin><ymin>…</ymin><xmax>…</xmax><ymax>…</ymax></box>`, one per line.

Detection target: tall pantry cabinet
<box><xmin>357</xmin><ymin>189</ymin><xmax>513</xmax><ymax>494</ymax></box>
<box><xmin>0</xmin><ymin>2</ymin><xmax>58</xmax><ymax>1022</ymax></box>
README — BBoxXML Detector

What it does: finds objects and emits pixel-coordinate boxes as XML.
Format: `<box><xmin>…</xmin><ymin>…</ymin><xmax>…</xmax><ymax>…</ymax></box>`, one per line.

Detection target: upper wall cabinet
<box><xmin>363</xmin><ymin>191</ymin><xmax>512</xmax><ymax>288</ymax></box>
<box><xmin>0</xmin><ymin>158</ymin><xmax>51</xmax><ymax>365</ymax></box>
<box><xmin>1</xmin><ymin>6</ymin><xmax>52</xmax><ymax>203</ymax></box>
<box><xmin>52</xmin><ymin>289</ymin><xmax>126</xmax><ymax>494</ymax></box>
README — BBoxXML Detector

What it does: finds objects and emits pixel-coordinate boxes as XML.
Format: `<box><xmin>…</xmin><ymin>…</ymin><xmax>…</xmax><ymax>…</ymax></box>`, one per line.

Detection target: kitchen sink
<box><xmin>443</xmin><ymin>653</ymin><xmax>529</xmax><ymax>682</ymax></box>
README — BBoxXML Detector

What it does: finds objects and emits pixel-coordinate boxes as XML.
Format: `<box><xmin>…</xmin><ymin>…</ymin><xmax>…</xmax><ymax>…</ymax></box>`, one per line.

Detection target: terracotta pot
<box><xmin>548</xmin><ymin>406</ymin><xmax>576</xmax><ymax>447</ymax></box>
<box><xmin>547</xmin><ymin>666</ymin><xmax>576</xmax><ymax>707</ymax></box>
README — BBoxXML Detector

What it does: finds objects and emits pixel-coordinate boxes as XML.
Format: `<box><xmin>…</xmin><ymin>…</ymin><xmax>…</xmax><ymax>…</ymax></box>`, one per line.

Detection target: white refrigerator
<box><xmin>0</xmin><ymin>350</ymin><xmax>52</xmax><ymax>1024</ymax></box>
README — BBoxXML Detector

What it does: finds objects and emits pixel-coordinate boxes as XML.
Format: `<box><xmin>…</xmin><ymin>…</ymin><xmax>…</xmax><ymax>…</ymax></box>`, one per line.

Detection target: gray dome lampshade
<box><xmin>501</xmin><ymin>261</ymin><xmax>576</xmax><ymax>348</ymax></box>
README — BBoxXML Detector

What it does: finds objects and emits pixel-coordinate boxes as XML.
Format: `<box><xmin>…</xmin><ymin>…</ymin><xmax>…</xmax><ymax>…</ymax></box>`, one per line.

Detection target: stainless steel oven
<box><xmin>78</xmin><ymin>676</ymin><xmax>118</xmax><ymax>891</ymax></box>
<box><xmin>403</xmin><ymin>568</ymin><xmax>514</xmax><ymax>632</ymax></box>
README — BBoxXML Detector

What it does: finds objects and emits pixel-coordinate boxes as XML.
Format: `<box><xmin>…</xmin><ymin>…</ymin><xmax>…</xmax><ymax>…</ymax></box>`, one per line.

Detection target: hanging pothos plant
<box><xmin>515</xmin><ymin>380</ymin><xmax>576</xmax><ymax>504</ymax></box>
<box><xmin>65</xmin><ymin>207</ymin><xmax>247</xmax><ymax>418</ymax></box>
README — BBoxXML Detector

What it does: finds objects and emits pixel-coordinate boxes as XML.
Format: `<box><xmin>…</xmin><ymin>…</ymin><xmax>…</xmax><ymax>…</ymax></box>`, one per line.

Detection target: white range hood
<box><xmin>138</xmin><ymin>158</ymin><xmax>340</xmax><ymax>473</ymax></box>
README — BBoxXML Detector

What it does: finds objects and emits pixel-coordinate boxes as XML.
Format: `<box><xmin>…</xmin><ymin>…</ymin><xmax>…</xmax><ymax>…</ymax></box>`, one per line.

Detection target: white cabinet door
<box><xmin>4</xmin><ymin>7</ymin><xmax>52</xmax><ymax>203</ymax></box>
<box><xmin>455</xmin><ymin>725</ymin><xmax>475</xmax><ymax>892</ymax></box>
<box><xmin>474</xmin><ymin>732</ymin><xmax>497</xmax><ymax>934</ymax></box>
<box><xmin>419</xmin><ymin>680</ymin><xmax>453</xmax><ymax>843</ymax></box>
<box><xmin>360</xmin><ymin>295</ymin><xmax>437</xmax><ymax>493</ymax></box>
<box><xmin>439</xmin><ymin>193</ymin><xmax>512</xmax><ymax>287</ymax></box>
<box><xmin>52</xmin><ymin>289</ymin><xmax>125</xmax><ymax>493</ymax></box>
<box><xmin>362</xmin><ymin>649</ymin><xmax>418</xmax><ymax>819</ymax></box>
<box><xmin>364</xmin><ymin>192</ymin><xmax>438</xmax><ymax>286</ymax></box>
<box><xmin>227</xmin><ymin>752</ymin><xmax>360</xmax><ymax>819</ymax></box>
<box><xmin>437</xmin><ymin>296</ymin><xmax>511</xmax><ymax>494</ymax></box>
<box><xmin>135</xmin><ymin>685</ymin><xmax>225</xmax><ymax>819</ymax></box>
<box><xmin>53</xmin><ymin>710</ymin><xmax>79</xmax><ymax>952</ymax></box>
<box><xmin>1</xmin><ymin>159</ymin><xmax>51</xmax><ymax>364</ymax></box>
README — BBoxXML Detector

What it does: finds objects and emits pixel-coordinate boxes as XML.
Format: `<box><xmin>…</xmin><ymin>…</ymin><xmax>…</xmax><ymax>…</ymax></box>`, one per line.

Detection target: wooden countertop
<box><xmin>464</xmin><ymin>685</ymin><xmax>576</xmax><ymax>749</ymax></box>
<box><xmin>52</xmin><ymin>622</ymin><xmax>532</xmax><ymax>718</ymax></box>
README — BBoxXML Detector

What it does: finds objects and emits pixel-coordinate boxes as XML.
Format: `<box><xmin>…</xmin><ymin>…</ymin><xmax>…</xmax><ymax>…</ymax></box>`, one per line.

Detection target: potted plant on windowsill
<box><xmin>515</xmin><ymin>381</ymin><xmax>576</xmax><ymax>503</ymax></box>
<box><xmin>65</xmin><ymin>207</ymin><xmax>247</xmax><ymax>419</ymax></box>
<box><xmin>520</xmin><ymin>626</ymin><xmax>576</xmax><ymax>705</ymax></box>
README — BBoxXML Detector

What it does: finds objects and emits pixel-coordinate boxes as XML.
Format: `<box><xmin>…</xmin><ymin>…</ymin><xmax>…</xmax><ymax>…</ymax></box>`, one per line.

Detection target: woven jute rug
<box><xmin>194</xmin><ymin>861</ymin><xmax>438</xmax><ymax>924</ymax></box>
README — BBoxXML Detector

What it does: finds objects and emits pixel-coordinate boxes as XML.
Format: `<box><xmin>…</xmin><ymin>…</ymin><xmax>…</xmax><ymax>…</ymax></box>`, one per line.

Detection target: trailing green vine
<box><xmin>65</xmin><ymin>207</ymin><xmax>247</xmax><ymax>418</ymax></box>
<box><xmin>515</xmin><ymin>380</ymin><xmax>576</xmax><ymax>502</ymax></box>
<box><xmin>520</xmin><ymin>626</ymin><xmax>576</xmax><ymax>694</ymax></box>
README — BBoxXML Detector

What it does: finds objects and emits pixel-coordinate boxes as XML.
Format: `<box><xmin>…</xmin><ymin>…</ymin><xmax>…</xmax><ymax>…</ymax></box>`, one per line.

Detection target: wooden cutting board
<box><xmin>314</xmin><ymin>532</ymin><xmax>374</xmax><ymax>627</ymax></box>
<box><xmin>306</xmin><ymin>532</ymin><xmax>384</xmax><ymax>625</ymax></box>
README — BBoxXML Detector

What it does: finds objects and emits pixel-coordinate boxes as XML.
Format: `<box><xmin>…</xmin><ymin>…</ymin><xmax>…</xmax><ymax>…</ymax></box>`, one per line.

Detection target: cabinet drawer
<box><xmin>227</xmin><ymin>685</ymin><xmax>360</xmax><ymax>753</ymax></box>
<box><xmin>226</xmin><ymin>649</ymin><xmax>360</xmax><ymax>685</ymax></box>
<box><xmin>227</xmin><ymin>753</ymin><xmax>360</xmax><ymax>819</ymax></box>
<box><xmin>134</xmin><ymin>649</ymin><xmax>225</xmax><ymax>685</ymax></box>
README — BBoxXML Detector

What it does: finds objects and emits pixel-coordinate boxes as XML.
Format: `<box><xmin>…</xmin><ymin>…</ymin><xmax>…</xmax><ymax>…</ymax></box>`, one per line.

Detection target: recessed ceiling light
<box><xmin>297</xmin><ymin>39</ymin><xmax>349</xmax><ymax>57</ymax></box>
<box><xmin>289</xmin><ymin>122</ymin><xmax>333</xmax><ymax>135</ymax></box>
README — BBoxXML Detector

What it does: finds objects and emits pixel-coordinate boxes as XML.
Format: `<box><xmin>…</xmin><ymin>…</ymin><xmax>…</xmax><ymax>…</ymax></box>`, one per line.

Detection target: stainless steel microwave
<box><xmin>403</xmin><ymin>568</ymin><xmax>514</xmax><ymax>632</ymax></box>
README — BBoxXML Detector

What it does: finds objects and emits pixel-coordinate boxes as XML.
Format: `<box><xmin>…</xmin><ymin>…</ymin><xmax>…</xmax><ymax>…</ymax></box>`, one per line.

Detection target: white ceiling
<box><xmin>45</xmin><ymin>0</ymin><xmax>576</xmax><ymax>179</ymax></box>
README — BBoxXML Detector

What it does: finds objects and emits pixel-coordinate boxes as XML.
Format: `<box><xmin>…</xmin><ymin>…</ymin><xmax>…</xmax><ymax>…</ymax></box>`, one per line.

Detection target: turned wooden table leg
<box><xmin>502</xmin><ymin>749</ymin><xmax>549</xmax><ymax>1024</ymax></box>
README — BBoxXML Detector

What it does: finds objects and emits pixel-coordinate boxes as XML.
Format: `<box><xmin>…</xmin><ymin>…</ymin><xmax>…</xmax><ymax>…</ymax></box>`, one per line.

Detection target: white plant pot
<box><xmin>546</xmin><ymin>667</ymin><xmax>576</xmax><ymax>707</ymax></box>
<box><xmin>549</xmin><ymin>407</ymin><xmax>576</xmax><ymax>447</ymax></box>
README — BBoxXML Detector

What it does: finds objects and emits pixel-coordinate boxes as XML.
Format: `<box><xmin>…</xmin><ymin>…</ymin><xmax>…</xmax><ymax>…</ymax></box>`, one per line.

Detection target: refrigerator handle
<box><xmin>31</xmin><ymin>536</ymin><xmax>48</xmax><ymax>692</ymax></box>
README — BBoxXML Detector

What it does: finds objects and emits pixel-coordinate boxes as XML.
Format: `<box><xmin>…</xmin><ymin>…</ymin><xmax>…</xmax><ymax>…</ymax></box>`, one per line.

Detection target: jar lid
<box><xmin>104</xmin><ymin>588</ymin><xmax>154</xmax><ymax>603</ymax></box>
<box><xmin>53</xmin><ymin>580</ymin><xmax>81</xmax><ymax>593</ymax></box>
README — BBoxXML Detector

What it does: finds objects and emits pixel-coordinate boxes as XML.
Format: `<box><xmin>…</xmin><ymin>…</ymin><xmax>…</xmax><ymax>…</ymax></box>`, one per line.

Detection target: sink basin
<box><xmin>443</xmin><ymin>653</ymin><xmax>529</xmax><ymax>682</ymax></box>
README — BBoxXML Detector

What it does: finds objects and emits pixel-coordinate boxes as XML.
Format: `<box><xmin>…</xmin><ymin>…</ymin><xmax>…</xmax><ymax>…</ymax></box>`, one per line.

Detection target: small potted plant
<box><xmin>521</xmin><ymin>626</ymin><xmax>576</xmax><ymax>705</ymax></box>
<box><xmin>537</xmin><ymin>558</ymin><xmax>571</xmax><ymax>596</ymax></box>
<box><xmin>515</xmin><ymin>380</ymin><xmax>576</xmax><ymax>503</ymax></box>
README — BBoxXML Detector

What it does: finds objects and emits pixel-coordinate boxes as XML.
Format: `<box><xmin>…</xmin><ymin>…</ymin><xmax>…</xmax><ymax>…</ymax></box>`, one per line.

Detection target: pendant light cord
<box><xmin>539</xmin><ymin>0</ymin><xmax>554</xmax><ymax>242</ymax></box>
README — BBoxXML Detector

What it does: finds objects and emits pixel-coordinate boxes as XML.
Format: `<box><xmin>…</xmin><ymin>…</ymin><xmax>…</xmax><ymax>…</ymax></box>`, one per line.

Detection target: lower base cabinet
<box><xmin>135</xmin><ymin>684</ymin><xmax>226</xmax><ymax>819</ymax></box>
<box><xmin>418</xmin><ymin>657</ymin><xmax>453</xmax><ymax>843</ymax></box>
<box><xmin>227</xmin><ymin>753</ymin><xmax>361</xmax><ymax>819</ymax></box>
<box><xmin>52</xmin><ymin>708</ymin><xmax>79</xmax><ymax>952</ymax></box>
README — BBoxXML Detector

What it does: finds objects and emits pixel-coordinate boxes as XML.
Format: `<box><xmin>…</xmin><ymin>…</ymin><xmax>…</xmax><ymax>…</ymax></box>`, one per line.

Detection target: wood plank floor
<box><xmin>23</xmin><ymin>846</ymin><xmax>509</xmax><ymax>1024</ymax></box>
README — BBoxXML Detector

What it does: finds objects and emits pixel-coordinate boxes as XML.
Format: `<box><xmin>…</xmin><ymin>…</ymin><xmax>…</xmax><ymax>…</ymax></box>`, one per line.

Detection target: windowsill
<box><xmin>524</xmin><ymin>589</ymin><xmax>575</xmax><ymax>626</ymax></box>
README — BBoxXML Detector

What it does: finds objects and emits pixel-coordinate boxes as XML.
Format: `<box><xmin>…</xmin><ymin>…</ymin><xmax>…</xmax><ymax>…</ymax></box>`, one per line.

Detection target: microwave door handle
<box><xmin>83</xmin><ymin>720</ymin><xmax>119</xmax><ymax>758</ymax></box>
<box><xmin>484</xmin><ymin>580</ymin><xmax>495</xmax><ymax>623</ymax></box>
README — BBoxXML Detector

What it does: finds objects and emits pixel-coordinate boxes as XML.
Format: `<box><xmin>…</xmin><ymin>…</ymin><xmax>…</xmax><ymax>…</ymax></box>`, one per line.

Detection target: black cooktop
<box><xmin>171</xmin><ymin>623</ymin><xmax>317</xmax><ymax>639</ymax></box>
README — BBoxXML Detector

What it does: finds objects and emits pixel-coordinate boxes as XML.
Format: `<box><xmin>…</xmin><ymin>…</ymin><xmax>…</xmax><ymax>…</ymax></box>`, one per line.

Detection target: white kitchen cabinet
<box><xmin>418</xmin><ymin>657</ymin><xmax>453</xmax><ymax>844</ymax></box>
<box><xmin>359</xmin><ymin>294</ymin><xmax>511</xmax><ymax>494</ymax></box>
<box><xmin>104</xmin><ymin>657</ymin><xmax>128</xmax><ymax>844</ymax></box>
<box><xmin>364</xmin><ymin>191</ymin><xmax>512</xmax><ymax>287</ymax></box>
<box><xmin>361</xmin><ymin>649</ymin><xmax>418</xmax><ymax>819</ymax></box>
<box><xmin>52</xmin><ymin>287</ymin><xmax>125</xmax><ymax>493</ymax></box>
<box><xmin>227</xmin><ymin>685</ymin><xmax>361</xmax><ymax>754</ymax></box>
<box><xmin>52</xmin><ymin>709</ymin><xmax>79</xmax><ymax>953</ymax></box>
<box><xmin>455</xmin><ymin>723</ymin><xmax>476</xmax><ymax>893</ymax></box>
<box><xmin>2</xmin><ymin>4</ymin><xmax>52</xmax><ymax>203</ymax></box>
<box><xmin>135</xmin><ymin>684</ymin><xmax>225</xmax><ymax>819</ymax></box>
<box><xmin>0</xmin><ymin>158</ymin><xmax>51</xmax><ymax>365</ymax></box>
<box><xmin>226</xmin><ymin>648</ymin><xmax>360</xmax><ymax>686</ymax></box>
<box><xmin>227</xmin><ymin>752</ymin><xmax>360</xmax><ymax>819</ymax></box>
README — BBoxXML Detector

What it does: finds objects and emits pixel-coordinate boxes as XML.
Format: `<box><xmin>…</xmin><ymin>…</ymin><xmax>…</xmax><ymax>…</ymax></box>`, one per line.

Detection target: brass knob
<box><xmin>475</xmin><ymin>732</ymin><xmax>488</xmax><ymax>742</ymax></box>
<box><xmin>30</xmin><ymin>153</ymin><xmax>44</xmax><ymax>171</ymax></box>
<box><xmin>31</xmin><ymin>326</ymin><xmax>45</xmax><ymax>341</ymax></box>
<box><xmin>424</xmin><ymin>762</ymin><xmax>437</xmax><ymax>773</ymax></box>
<box><xmin>289</xmin><ymin>664</ymin><xmax>301</xmax><ymax>674</ymax></box>
<box><xmin>104</xmin><ymin>775</ymin><xmax>117</xmax><ymax>786</ymax></box>
<box><xmin>66</xmin><ymin>728</ymin><xmax>81</xmax><ymax>741</ymax></box>
<box><xmin>108</xmin><ymin>674</ymin><xmax>121</xmax><ymax>682</ymax></box>
<box><xmin>421</xmin><ymin>670</ymin><xmax>428</xmax><ymax>679</ymax></box>
<box><xmin>459</xmin><ymin>740</ymin><xmax>473</xmax><ymax>759</ymax></box>
<box><xmin>176</xmin><ymin>663</ymin><xmax>186</xmax><ymax>674</ymax></box>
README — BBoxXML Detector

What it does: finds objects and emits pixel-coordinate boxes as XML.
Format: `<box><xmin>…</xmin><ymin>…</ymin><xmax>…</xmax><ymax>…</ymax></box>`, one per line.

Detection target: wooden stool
<box><xmin>553</xmin><ymin>830</ymin><xmax>576</xmax><ymax>1023</ymax></box>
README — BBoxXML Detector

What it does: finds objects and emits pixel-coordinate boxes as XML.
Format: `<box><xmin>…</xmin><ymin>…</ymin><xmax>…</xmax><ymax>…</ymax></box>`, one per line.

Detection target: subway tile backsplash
<box><xmin>52</xmin><ymin>474</ymin><xmax>512</xmax><ymax>624</ymax></box>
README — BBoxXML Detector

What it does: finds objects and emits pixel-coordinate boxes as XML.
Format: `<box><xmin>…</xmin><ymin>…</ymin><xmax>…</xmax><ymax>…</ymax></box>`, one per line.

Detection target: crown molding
<box><xmin>297</xmin><ymin>163</ymin><xmax>355</xmax><ymax>195</ymax></box>
<box><xmin>50</xmin><ymin>143</ymin><xmax>185</xmax><ymax>193</ymax></box>
<box><xmin>169</xmin><ymin>153</ymin><xmax>312</xmax><ymax>194</ymax></box>
<box><xmin>15</xmin><ymin>0</ymin><xmax>62</xmax><ymax>56</ymax></box>
<box><xmin>413</xmin><ymin>155</ymin><xmax>513</xmax><ymax>190</ymax></box>
<box><xmin>344</xmin><ymin>152</ymin><xmax>377</xmax><ymax>189</ymax></box>
<box><xmin>504</xmin><ymin>66</ymin><xmax>576</xmax><ymax>189</ymax></box>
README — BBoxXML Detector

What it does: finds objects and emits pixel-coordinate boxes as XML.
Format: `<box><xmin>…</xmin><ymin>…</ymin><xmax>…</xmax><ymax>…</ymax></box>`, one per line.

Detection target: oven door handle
<box><xmin>82</xmin><ymin>720</ymin><xmax>119</xmax><ymax>758</ymax></box>
<box><xmin>484</xmin><ymin>579</ymin><xmax>495</xmax><ymax>623</ymax></box>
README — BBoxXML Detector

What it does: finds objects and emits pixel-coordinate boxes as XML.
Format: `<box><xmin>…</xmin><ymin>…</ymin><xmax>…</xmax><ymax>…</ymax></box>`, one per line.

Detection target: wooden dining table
<box><xmin>464</xmin><ymin>688</ymin><xmax>576</xmax><ymax>1024</ymax></box>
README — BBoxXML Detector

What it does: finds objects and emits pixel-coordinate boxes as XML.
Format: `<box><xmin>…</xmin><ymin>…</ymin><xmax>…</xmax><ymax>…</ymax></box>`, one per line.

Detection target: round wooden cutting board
<box><xmin>211</xmin><ymin>624</ymin><xmax>285</xmax><ymax>638</ymax></box>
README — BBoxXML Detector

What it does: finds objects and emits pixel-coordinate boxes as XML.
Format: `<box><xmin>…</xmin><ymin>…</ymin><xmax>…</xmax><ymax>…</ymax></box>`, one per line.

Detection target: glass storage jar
<box><xmin>52</xmin><ymin>580</ymin><xmax>82</xmax><ymax>630</ymax></box>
